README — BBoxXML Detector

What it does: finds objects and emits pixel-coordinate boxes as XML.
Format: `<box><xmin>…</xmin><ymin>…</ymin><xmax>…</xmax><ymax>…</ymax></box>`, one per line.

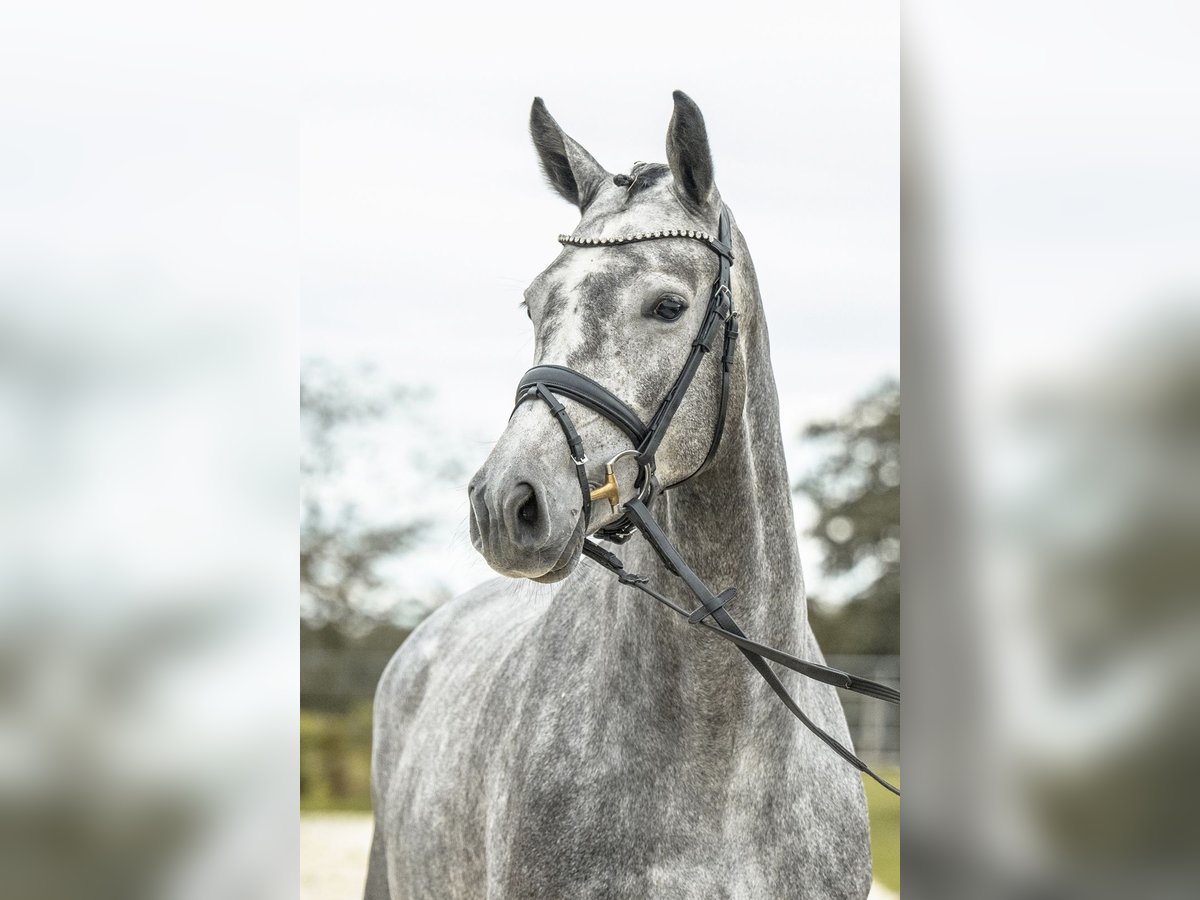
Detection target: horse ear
<box><xmin>529</xmin><ymin>98</ymin><xmax>608</xmax><ymax>210</ymax></box>
<box><xmin>666</xmin><ymin>90</ymin><xmax>715</xmax><ymax>208</ymax></box>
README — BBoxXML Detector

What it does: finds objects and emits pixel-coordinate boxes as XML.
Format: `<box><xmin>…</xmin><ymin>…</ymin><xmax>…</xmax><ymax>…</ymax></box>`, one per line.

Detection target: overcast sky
<box><xmin>299</xmin><ymin>3</ymin><xmax>899</xmax><ymax>599</ymax></box>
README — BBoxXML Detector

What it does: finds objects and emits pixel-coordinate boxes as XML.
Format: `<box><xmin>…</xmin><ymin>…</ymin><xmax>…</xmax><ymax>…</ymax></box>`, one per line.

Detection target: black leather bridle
<box><xmin>512</xmin><ymin>206</ymin><xmax>900</xmax><ymax>796</ymax></box>
<box><xmin>516</xmin><ymin>209</ymin><xmax>737</xmax><ymax>540</ymax></box>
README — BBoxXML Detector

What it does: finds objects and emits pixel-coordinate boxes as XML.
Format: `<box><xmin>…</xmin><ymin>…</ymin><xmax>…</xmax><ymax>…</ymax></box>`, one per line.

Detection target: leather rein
<box><xmin>513</xmin><ymin>207</ymin><xmax>900</xmax><ymax>797</ymax></box>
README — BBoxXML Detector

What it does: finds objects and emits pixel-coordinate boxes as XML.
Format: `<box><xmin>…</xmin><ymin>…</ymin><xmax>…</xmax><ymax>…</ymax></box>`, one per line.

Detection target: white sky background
<box><xmin>300</xmin><ymin>2</ymin><xmax>899</xmax><ymax>604</ymax></box>
<box><xmin>908</xmin><ymin>2</ymin><xmax>1200</xmax><ymax>418</ymax></box>
<box><xmin>909</xmin><ymin>0</ymin><xmax>1200</xmax><ymax>729</ymax></box>
<box><xmin>909</xmin><ymin>0</ymin><xmax>1200</xmax><ymax>633</ymax></box>
<box><xmin>905</xmin><ymin>2</ymin><xmax>1200</xmax><ymax>866</ymax></box>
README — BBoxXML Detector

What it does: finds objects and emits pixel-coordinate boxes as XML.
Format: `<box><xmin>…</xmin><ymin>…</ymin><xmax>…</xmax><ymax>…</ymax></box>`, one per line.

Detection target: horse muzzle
<box><xmin>467</xmin><ymin>460</ymin><xmax>585</xmax><ymax>583</ymax></box>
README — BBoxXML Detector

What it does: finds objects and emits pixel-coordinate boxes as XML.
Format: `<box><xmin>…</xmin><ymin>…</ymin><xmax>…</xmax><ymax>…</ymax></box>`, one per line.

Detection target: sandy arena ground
<box><xmin>301</xmin><ymin>813</ymin><xmax>373</xmax><ymax>900</ymax></box>
<box><xmin>299</xmin><ymin>813</ymin><xmax>898</xmax><ymax>899</ymax></box>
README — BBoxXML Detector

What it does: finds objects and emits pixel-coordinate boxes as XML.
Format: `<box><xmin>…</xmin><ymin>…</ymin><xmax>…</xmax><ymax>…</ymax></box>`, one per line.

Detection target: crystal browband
<box><xmin>558</xmin><ymin>229</ymin><xmax>716</xmax><ymax>248</ymax></box>
<box><xmin>558</xmin><ymin>228</ymin><xmax>733</xmax><ymax>261</ymax></box>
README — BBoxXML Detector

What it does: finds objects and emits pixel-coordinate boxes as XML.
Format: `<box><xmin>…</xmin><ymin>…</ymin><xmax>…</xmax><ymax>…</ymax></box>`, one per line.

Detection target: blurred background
<box><xmin>298</xmin><ymin>3</ymin><xmax>900</xmax><ymax>896</ymax></box>
<box><xmin>8</xmin><ymin>1</ymin><xmax>1194</xmax><ymax>899</ymax></box>
<box><xmin>1</xmin><ymin>2</ymin><xmax>298</xmax><ymax>899</ymax></box>
<box><xmin>905</xmin><ymin>2</ymin><xmax>1200</xmax><ymax>897</ymax></box>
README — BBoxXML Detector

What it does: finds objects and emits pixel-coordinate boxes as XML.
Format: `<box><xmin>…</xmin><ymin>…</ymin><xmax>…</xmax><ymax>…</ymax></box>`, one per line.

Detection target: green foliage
<box><xmin>865</xmin><ymin>769</ymin><xmax>901</xmax><ymax>892</ymax></box>
<box><xmin>300</xmin><ymin>620</ymin><xmax>409</xmax><ymax>712</ymax></box>
<box><xmin>300</xmin><ymin>622</ymin><xmax>410</xmax><ymax>811</ymax></box>
<box><xmin>796</xmin><ymin>379</ymin><xmax>900</xmax><ymax>654</ymax></box>
<box><xmin>300</xmin><ymin>702</ymin><xmax>375</xmax><ymax>812</ymax></box>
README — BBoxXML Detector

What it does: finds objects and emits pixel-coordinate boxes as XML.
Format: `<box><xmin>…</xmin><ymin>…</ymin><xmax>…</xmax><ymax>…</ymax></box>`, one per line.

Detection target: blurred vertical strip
<box><xmin>0</xmin><ymin>3</ymin><xmax>298</xmax><ymax>898</ymax></box>
<box><xmin>905</xmin><ymin>2</ymin><xmax>1200</xmax><ymax>897</ymax></box>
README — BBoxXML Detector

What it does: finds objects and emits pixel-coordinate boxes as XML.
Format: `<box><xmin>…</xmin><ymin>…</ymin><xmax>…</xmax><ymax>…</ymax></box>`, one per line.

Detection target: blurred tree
<box><xmin>301</xmin><ymin>360</ymin><xmax>436</xmax><ymax>631</ymax></box>
<box><xmin>794</xmin><ymin>378</ymin><xmax>900</xmax><ymax>655</ymax></box>
<box><xmin>300</xmin><ymin>620</ymin><xmax>413</xmax><ymax>712</ymax></box>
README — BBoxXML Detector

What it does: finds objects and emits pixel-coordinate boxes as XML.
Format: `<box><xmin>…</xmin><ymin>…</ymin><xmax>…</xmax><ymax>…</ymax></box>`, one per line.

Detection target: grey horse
<box><xmin>366</xmin><ymin>92</ymin><xmax>872</xmax><ymax>900</ymax></box>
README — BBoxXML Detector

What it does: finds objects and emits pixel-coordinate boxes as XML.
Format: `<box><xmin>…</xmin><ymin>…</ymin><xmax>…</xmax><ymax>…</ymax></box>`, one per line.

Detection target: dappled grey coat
<box><xmin>366</xmin><ymin>92</ymin><xmax>871</xmax><ymax>900</ymax></box>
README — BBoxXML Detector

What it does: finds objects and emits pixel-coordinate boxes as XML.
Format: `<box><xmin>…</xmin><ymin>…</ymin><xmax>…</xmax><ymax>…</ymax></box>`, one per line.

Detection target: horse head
<box><xmin>468</xmin><ymin>92</ymin><xmax>742</xmax><ymax>582</ymax></box>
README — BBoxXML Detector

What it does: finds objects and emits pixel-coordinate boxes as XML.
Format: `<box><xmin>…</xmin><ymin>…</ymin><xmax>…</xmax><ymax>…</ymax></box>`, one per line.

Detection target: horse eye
<box><xmin>652</xmin><ymin>296</ymin><xmax>687</xmax><ymax>322</ymax></box>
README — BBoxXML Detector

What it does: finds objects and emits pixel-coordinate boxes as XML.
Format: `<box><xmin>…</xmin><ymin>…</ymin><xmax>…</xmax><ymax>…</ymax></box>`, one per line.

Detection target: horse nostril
<box><xmin>517</xmin><ymin>487</ymin><xmax>540</xmax><ymax>529</ymax></box>
<box><xmin>498</xmin><ymin>480</ymin><xmax>548</xmax><ymax>549</ymax></box>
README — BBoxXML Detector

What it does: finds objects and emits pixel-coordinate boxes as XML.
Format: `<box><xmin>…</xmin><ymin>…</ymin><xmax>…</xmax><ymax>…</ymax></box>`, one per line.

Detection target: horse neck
<box><xmin>628</xmin><ymin>315</ymin><xmax>805</xmax><ymax>641</ymax></box>
<box><xmin>604</xmin><ymin>233</ymin><xmax>807</xmax><ymax>648</ymax></box>
<box><xmin>550</xmin><ymin>233</ymin><xmax>809</xmax><ymax>752</ymax></box>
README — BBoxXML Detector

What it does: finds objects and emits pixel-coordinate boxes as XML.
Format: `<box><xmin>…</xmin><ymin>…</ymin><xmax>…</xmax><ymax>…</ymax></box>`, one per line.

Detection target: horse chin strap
<box><xmin>512</xmin><ymin>206</ymin><xmax>899</xmax><ymax>797</ymax></box>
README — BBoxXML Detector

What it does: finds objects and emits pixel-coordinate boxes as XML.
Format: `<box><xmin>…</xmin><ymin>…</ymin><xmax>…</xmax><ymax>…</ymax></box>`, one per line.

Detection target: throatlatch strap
<box><xmin>635</xmin><ymin>209</ymin><xmax>736</xmax><ymax>477</ymax></box>
<box><xmin>691</xmin><ymin>297</ymin><xmax>739</xmax><ymax>480</ymax></box>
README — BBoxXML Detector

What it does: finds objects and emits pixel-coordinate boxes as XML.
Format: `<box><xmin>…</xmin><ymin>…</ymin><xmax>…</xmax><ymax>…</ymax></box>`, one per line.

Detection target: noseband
<box><xmin>511</xmin><ymin>205</ymin><xmax>899</xmax><ymax>796</ymax></box>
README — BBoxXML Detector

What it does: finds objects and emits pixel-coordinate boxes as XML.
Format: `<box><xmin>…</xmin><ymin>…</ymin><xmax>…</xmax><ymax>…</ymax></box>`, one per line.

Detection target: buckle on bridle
<box><xmin>713</xmin><ymin>284</ymin><xmax>733</xmax><ymax>320</ymax></box>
